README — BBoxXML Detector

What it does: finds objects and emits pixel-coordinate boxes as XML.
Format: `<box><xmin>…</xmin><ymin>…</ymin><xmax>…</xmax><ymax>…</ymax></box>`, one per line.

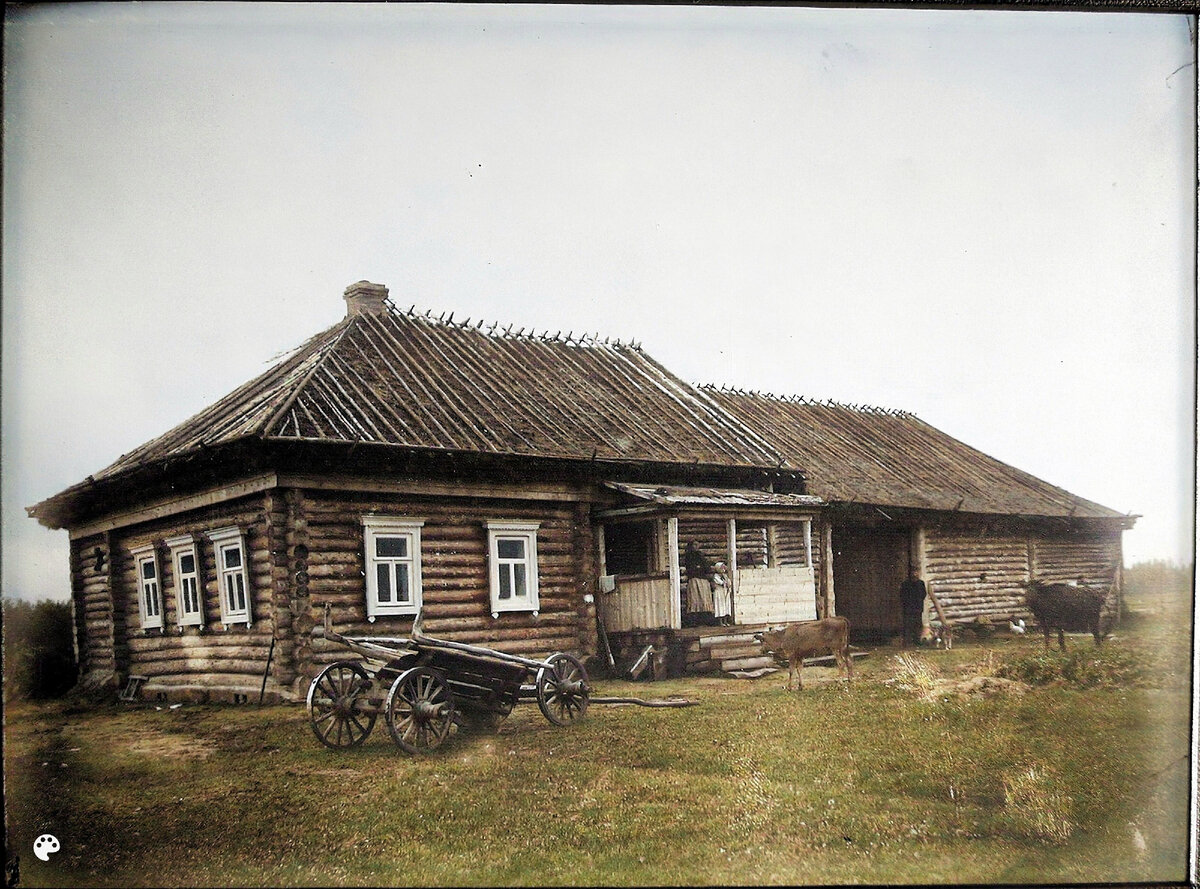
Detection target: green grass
<box><xmin>4</xmin><ymin>607</ymin><xmax>1192</xmax><ymax>887</ymax></box>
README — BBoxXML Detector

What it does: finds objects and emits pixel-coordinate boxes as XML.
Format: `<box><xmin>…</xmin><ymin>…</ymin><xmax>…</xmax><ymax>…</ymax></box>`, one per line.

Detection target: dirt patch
<box><xmin>126</xmin><ymin>729</ymin><xmax>217</xmax><ymax>760</ymax></box>
<box><xmin>936</xmin><ymin>676</ymin><xmax>1030</xmax><ymax>699</ymax></box>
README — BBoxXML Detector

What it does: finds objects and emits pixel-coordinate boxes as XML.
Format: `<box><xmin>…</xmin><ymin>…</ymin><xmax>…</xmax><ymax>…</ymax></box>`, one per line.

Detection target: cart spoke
<box><xmin>348</xmin><ymin>711</ymin><xmax>369</xmax><ymax>739</ymax></box>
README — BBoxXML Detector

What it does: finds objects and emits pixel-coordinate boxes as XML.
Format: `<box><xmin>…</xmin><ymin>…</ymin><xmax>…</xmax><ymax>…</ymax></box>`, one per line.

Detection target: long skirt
<box><xmin>686</xmin><ymin>577</ymin><xmax>714</xmax><ymax>613</ymax></box>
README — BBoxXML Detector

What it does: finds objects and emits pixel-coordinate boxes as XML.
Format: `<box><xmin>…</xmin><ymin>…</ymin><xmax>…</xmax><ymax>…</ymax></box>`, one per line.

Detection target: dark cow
<box><xmin>755</xmin><ymin>616</ymin><xmax>853</xmax><ymax>691</ymax></box>
<box><xmin>1022</xmin><ymin>580</ymin><xmax>1112</xmax><ymax>651</ymax></box>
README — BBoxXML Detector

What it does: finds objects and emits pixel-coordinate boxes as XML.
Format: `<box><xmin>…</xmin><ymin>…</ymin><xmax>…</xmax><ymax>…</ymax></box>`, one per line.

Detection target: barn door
<box><xmin>831</xmin><ymin>525</ymin><xmax>909</xmax><ymax>643</ymax></box>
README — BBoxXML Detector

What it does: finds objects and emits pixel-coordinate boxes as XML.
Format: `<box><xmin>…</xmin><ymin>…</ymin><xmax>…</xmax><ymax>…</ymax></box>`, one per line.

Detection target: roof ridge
<box><xmin>383</xmin><ymin>298</ymin><xmax>643</xmax><ymax>350</ymax></box>
<box><xmin>698</xmin><ymin>383</ymin><xmax>914</xmax><ymax>418</ymax></box>
<box><xmin>259</xmin><ymin>317</ymin><xmax>356</xmax><ymax>438</ymax></box>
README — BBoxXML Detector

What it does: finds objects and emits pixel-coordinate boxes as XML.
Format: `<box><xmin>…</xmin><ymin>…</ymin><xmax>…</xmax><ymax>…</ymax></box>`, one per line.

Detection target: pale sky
<box><xmin>3</xmin><ymin>3</ymin><xmax>1195</xmax><ymax>603</ymax></box>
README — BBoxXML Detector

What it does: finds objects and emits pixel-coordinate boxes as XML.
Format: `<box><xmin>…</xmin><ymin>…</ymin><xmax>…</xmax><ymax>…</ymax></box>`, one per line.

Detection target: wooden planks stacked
<box><xmin>733</xmin><ymin>566</ymin><xmax>817</xmax><ymax>625</ymax></box>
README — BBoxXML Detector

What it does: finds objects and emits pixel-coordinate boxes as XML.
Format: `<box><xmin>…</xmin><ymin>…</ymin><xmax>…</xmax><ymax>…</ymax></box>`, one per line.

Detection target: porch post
<box><xmin>803</xmin><ymin>519</ymin><xmax>813</xmax><ymax>568</ymax></box>
<box><xmin>913</xmin><ymin>526</ymin><xmax>931</xmax><ymax>637</ymax></box>
<box><xmin>726</xmin><ymin>517</ymin><xmax>738</xmax><ymax>603</ymax></box>
<box><xmin>667</xmin><ymin>516</ymin><xmax>681</xmax><ymax>629</ymax></box>
<box><xmin>821</xmin><ymin>520</ymin><xmax>835</xmax><ymax>617</ymax></box>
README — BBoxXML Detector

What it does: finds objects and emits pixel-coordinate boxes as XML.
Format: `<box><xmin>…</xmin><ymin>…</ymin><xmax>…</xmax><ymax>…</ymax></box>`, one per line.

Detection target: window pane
<box><xmin>142</xmin><ymin>560</ymin><xmax>156</xmax><ymax>580</ymax></box>
<box><xmin>183</xmin><ymin>577</ymin><xmax>198</xmax><ymax>613</ymax></box>
<box><xmin>497</xmin><ymin>538</ymin><xmax>525</xmax><ymax>560</ymax></box>
<box><xmin>376</xmin><ymin>536</ymin><xmax>408</xmax><ymax>558</ymax></box>
<box><xmin>224</xmin><ymin>546</ymin><xmax>242</xmax><ymax>569</ymax></box>
<box><xmin>235</xmin><ymin>574</ymin><xmax>246</xmax><ymax>611</ymax></box>
<box><xmin>377</xmin><ymin>564</ymin><xmax>392</xmax><ymax>602</ymax></box>
<box><xmin>180</xmin><ymin>553</ymin><xmax>195</xmax><ymax>574</ymax></box>
<box><xmin>513</xmin><ymin>564</ymin><xmax>527</xmax><ymax>597</ymax></box>
<box><xmin>396</xmin><ymin>565</ymin><xmax>410</xmax><ymax>604</ymax></box>
<box><xmin>225</xmin><ymin>576</ymin><xmax>237</xmax><ymax>611</ymax></box>
<box><xmin>498</xmin><ymin>566</ymin><xmax>511</xmax><ymax>599</ymax></box>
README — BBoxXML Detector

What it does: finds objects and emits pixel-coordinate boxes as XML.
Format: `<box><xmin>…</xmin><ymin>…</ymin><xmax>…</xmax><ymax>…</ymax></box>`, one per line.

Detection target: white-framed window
<box><xmin>362</xmin><ymin>516</ymin><xmax>425</xmax><ymax>621</ymax></box>
<box><xmin>130</xmin><ymin>543</ymin><xmax>164</xmax><ymax>630</ymax></box>
<box><xmin>485</xmin><ymin>520</ymin><xmax>540</xmax><ymax>617</ymax></box>
<box><xmin>165</xmin><ymin>534</ymin><xmax>204</xmax><ymax>627</ymax></box>
<box><xmin>205</xmin><ymin>526</ymin><xmax>252</xmax><ymax>627</ymax></box>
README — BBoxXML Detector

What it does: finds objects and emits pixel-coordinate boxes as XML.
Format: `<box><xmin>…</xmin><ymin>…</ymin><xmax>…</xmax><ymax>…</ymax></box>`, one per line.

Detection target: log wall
<box><xmin>300</xmin><ymin>490</ymin><xmax>596</xmax><ymax>685</ymax></box>
<box><xmin>70</xmin><ymin>533</ymin><xmax>116</xmax><ymax>683</ymax></box>
<box><xmin>1032</xmin><ymin>532</ymin><xmax>1122</xmax><ymax>587</ymax></box>
<box><xmin>66</xmin><ymin>494</ymin><xmax>287</xmax><ymax>701</ymax></box>
<box><xmin>923</xmin><ymin>529</ymin><xmax>1029</xmax><ymax>623</ymax></box>
<box><xmin>922</xmin><ymin>522</ymin><xmax>1124</xmax><ymax>625</ymax></box>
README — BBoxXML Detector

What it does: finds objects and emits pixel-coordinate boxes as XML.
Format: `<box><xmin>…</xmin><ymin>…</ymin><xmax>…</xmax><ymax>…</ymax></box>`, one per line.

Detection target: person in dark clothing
<box><xmin>899</xmin><ymin>568</ymin><xmax>927</xmax><ymax>647</ymax></box>
<box><xmin>683</xmin><ymin>541</ymin><xmax>717</xmax><ymax>627</ymax></box>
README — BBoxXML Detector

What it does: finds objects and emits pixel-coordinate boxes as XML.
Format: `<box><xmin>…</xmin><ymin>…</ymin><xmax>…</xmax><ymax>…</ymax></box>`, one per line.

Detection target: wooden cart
<box><xmin>307</xmin><ymin>609</ymin><xmax>590</xmax><ymax>754</ymax></box>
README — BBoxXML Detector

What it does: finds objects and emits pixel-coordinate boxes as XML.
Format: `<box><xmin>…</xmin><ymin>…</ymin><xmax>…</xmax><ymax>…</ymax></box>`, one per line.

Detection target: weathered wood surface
<box><xmin>924</xmin><ymin>526</ymin><xmax>1123</xmax><ymax>625</ymax></box>
<box><xmin>303</xmin><ymin>491</ymin><xmax>591</xmax><ymax>674</ymax></box>
<box><xmin>91</xmin><ymin>494</ymin><xmax>275</xmax><ymax>691</ymax></box>
<box><xmin>597</xmin><ymin>573</ymin><xmax>673</xmax><ymax>632</ymax></box>
<box><xmin>732</xmin><ymin>566</ymin><xmax>817</xmax><ymax>625</ymax></box>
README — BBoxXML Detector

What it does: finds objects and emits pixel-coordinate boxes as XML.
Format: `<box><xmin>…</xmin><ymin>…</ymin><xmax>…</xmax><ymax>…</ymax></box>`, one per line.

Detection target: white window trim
<box><xmin>485</xmin><ymin>520</ymin><xmax>540</xmax><ymax>618</ymax></box>
<box><xmin>362</xmin><ymin>516</ymin><xmax>425</xmax><ymax>622</ymax></box>
<box><xmin>205</xmin><ymin>526</ymin><xmax>252</xmax><ymax>627</ymax></box>
<box><xmin>165</xmin><ymin>533</ymin><xmax>204</xmax><ymax>629</ymax></box>
<box><xmin>130</xmin><ymin>543</ymin><xmax>164</xmax><ymax>631</ymax></box>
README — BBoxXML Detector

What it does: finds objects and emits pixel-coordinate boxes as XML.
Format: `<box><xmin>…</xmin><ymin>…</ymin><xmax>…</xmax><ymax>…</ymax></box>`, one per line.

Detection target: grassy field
<box><xmin>4</xmin><ymin>599</ymin><xmax>1193</xmax><ymax>887</ymax></box>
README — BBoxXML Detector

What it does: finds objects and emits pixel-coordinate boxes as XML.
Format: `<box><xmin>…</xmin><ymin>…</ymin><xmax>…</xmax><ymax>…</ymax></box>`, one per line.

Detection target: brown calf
<box><xmin>756</xmin><ymin>616</ymin><xmax>853</xmax><ymax>691</ymax></box>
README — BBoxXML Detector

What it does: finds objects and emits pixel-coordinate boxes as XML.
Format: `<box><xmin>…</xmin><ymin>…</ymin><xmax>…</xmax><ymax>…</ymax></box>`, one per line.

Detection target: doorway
<box><xmin>832</xmin><ymin>525</ymin><xmax>909</xmax><ymax>643</ymax></box>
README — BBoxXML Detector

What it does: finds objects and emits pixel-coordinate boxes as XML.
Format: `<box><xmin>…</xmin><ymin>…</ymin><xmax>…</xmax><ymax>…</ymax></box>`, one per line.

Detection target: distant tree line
<box><xmin>3</xmin><ymin>598</ymin><xmax>78</xmax><ymax>700</ymax></box>
<box><xmin>1124</xmin><ymin>560</ymin><xmax>1194</xmax><ymax>600</ymax></box>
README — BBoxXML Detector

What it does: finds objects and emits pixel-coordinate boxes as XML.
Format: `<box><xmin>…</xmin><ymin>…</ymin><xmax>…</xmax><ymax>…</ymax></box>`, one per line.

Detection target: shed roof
<box><xmin>82</xmin><ymin>304</ymin><xmax>789</xmax><ymax>485</ymax></box>
<box><xmin>701</xmin><ymin>388</ymin><xmax>1131</xmax><ymax>521</ymax></box>
<box><xmin>604</xmin><ymin>481</ymin><xmax>823</xmax><ymax>510</ymax></box>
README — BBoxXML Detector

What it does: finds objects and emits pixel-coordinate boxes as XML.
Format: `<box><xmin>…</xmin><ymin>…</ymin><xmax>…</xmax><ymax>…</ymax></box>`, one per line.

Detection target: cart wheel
<box><xmin>307</xmin><ymin>661</ymin><xmax>376</xmax><ymax>749</ymax></box>
<box><xmin>536</xmin><ymin>653</ymin><xmax>590</xmax><ymax>726</ymax></box>
<box><xmin>385</xmin><ymin>667</ymin><xmax>456</xmax><ymax>754</ymax></box>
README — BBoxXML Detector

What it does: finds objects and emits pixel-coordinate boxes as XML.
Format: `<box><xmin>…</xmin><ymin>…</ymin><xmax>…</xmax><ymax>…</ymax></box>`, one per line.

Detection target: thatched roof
<box><xmin>702</xmin><ymin>387</ymin><xmax>1130</xmax><ymax>521</ymax></box>
<box><xmin>43</xmin><ymin>302</ymin><xmax>788</xmax><ymax>498</ymax></box>
<box><xmin>29</xmin><ymin>283</ymin><xmax>1133</xmax><ymax>530</ymax></box>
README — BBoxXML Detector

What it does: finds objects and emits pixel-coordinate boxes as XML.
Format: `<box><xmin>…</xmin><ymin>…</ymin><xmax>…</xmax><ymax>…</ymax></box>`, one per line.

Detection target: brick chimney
<box><xmin>343</xmin><ymin>280</ymin><xmax>389</xmax><ymax>317</ymax></box>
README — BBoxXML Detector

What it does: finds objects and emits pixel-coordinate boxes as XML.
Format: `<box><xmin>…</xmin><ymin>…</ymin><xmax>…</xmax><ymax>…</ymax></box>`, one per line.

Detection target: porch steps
<box><xmin>683</xmin><ymin>627</ymin><xmax>779</xmax><ymax>676</ymax></box>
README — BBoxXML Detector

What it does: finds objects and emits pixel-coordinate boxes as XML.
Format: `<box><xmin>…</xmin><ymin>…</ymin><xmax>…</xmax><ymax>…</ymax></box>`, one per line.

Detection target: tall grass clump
<box><xmin>887</xmin><ymin>652</ymin><xmax>940</xmax><ymax>698</ymax></box>
<box><xmin>996</xmin><ymin>645</ymin><xmax>1148</xmax><ymax>689</ymax></box>
<box><xmin>1001</xmin><ymin>764</ymin><xmax>1075</xmax><ymax>843</ymax></box>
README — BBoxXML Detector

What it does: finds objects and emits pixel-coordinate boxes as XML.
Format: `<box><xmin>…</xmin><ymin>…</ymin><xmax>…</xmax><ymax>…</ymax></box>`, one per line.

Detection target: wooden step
<box><xmin>706</xmin><ymin>643</ymin><xmax>765</xmax><ymax>661</ymax></box>
<box><xmin>697</xmin><ymin>631</ymin><xmax>761</xmax><ymax>648</ymax></box>
<box><xmin>719</xmin><ymin>655</ymin><xmax>776</xmax><ymax>672</ymax></box>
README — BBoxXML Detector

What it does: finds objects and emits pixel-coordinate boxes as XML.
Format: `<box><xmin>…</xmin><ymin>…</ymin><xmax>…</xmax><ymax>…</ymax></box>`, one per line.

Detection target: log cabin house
<box><xmin>701</xmin><ymin>388</ymin><xmax>1136</xmax><ymax>644</ymax></box>
<box><xmin>28</xmin><ymin>281</ymin><xmax>1136</xmax><ymax>701</ymax></box>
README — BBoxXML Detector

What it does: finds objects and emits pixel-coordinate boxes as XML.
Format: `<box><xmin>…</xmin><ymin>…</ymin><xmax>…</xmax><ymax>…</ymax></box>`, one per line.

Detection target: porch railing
<box><xmin>598</xmin><ymin>572</ymin><xmax>674</xmax><ymax>632</ymax></box>
<box><xmin>734</xmin><ymin>565</ymin><xmax>817</xmax><ymax>625</ymax></box>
